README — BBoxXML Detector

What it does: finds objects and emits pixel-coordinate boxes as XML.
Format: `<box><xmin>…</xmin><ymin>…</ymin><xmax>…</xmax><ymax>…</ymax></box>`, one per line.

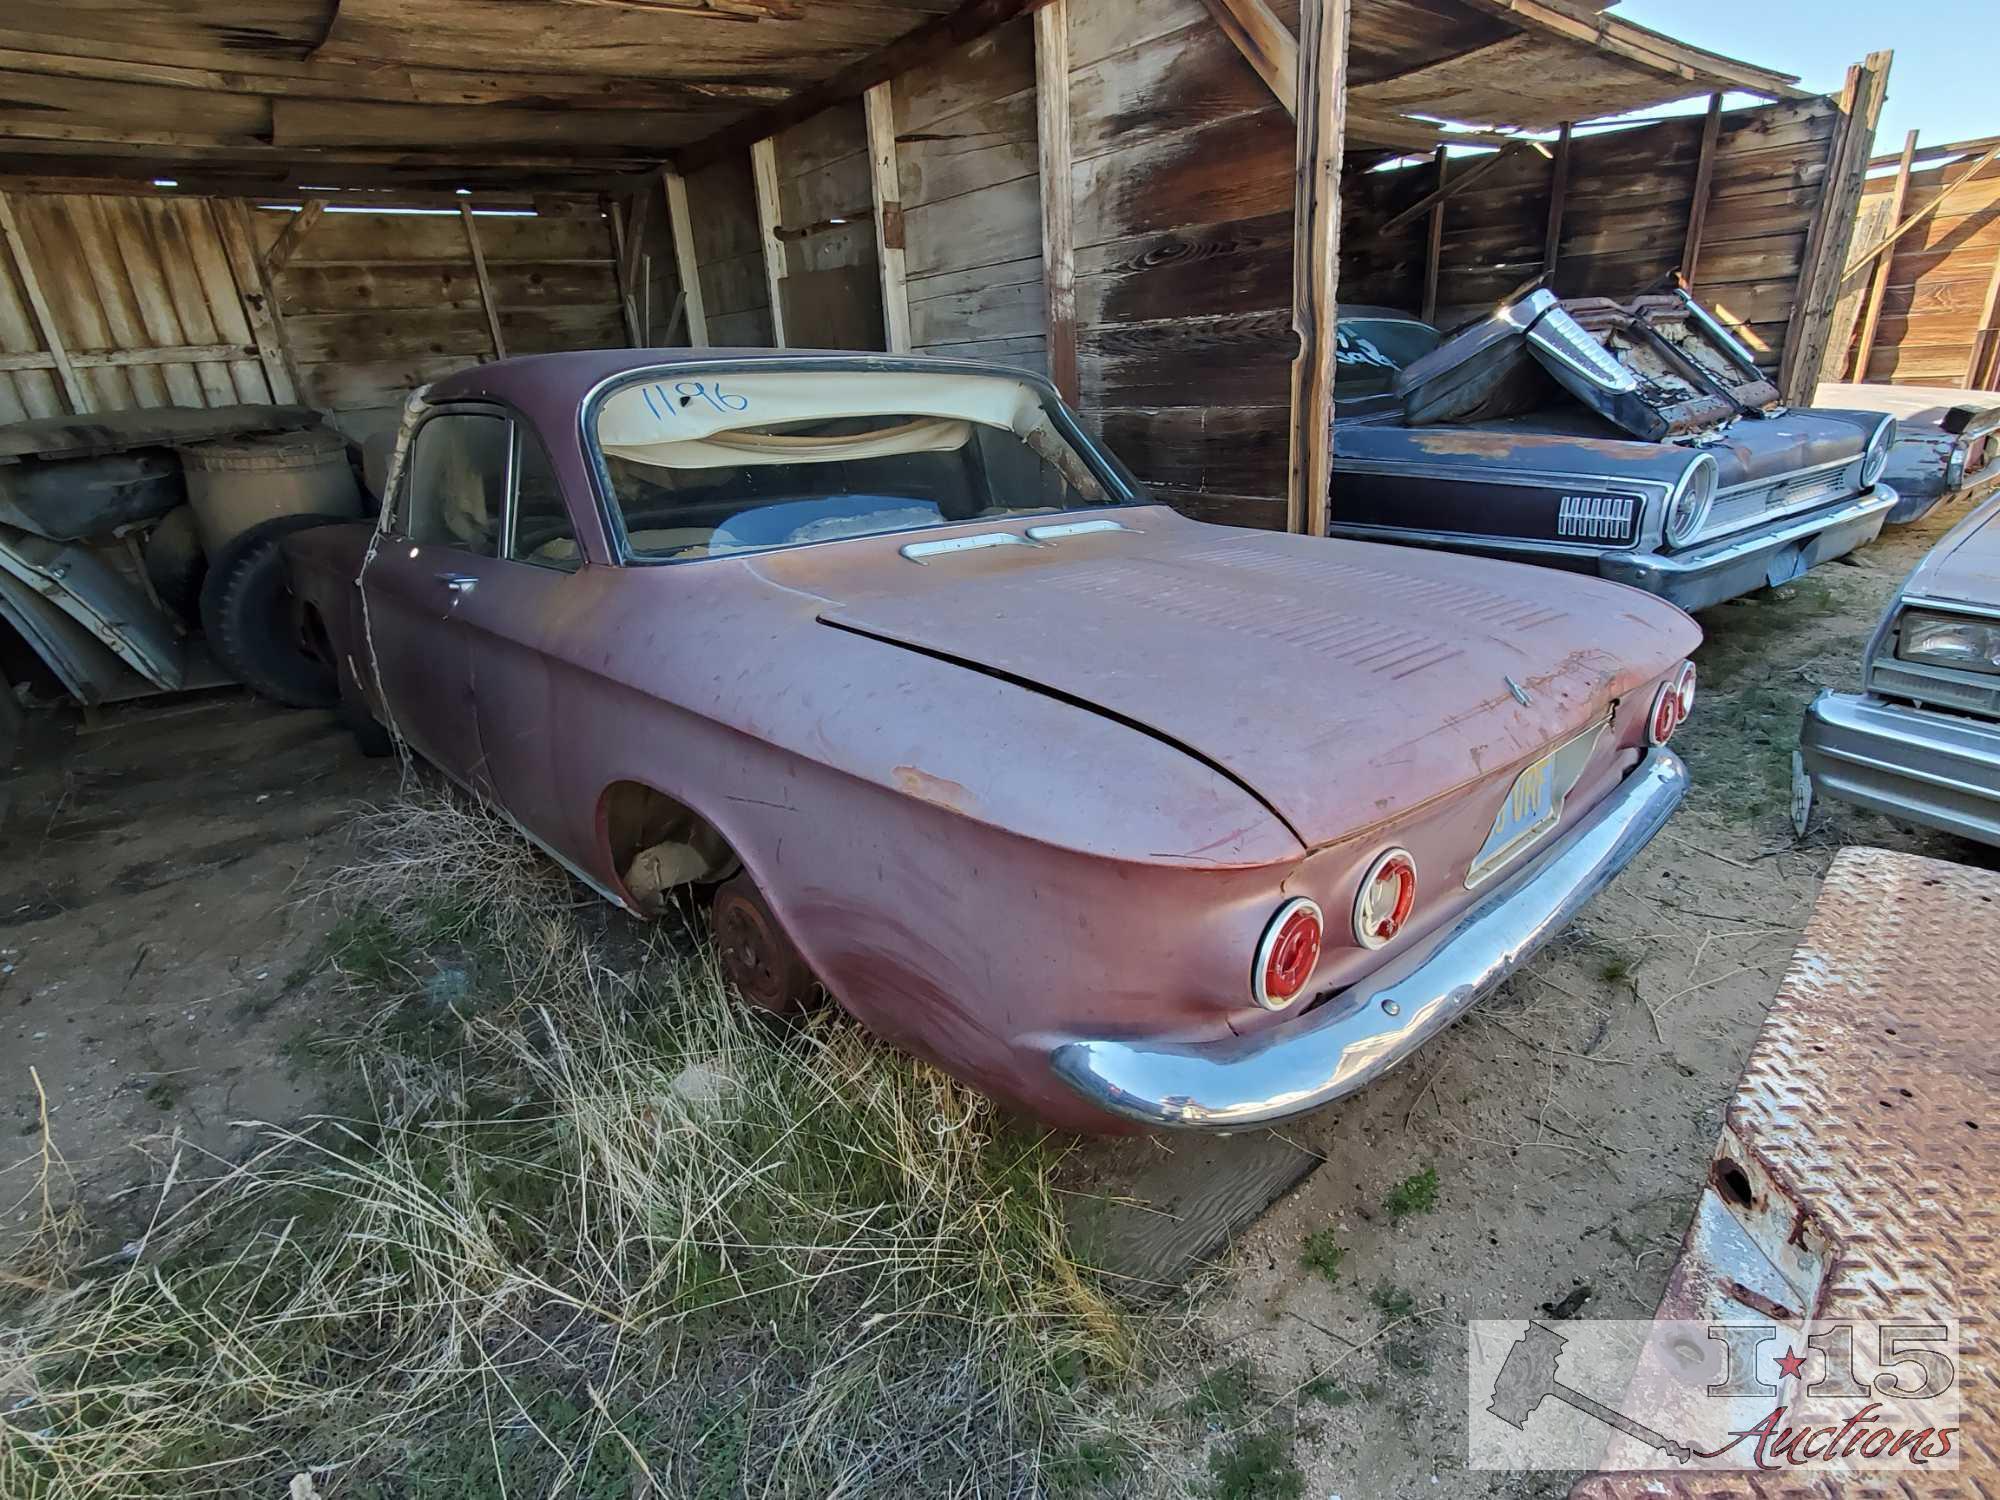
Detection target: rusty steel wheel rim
<box><xmin>714</xmin><ymin>887</ymin><xmax>798</xmax><ymax>1012</ymax></box>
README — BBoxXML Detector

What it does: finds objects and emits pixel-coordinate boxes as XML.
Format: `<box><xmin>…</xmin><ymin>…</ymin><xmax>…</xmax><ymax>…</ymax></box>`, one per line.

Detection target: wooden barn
<box><xmin>0</xmin><ymin>0</ymin><xmax>1889</xmax><ymax>533</ymax></box>
<box><xmin>1828</xmin><ymin>132</ymin><xmax>2000</xmax><ymax>391</ymax></box>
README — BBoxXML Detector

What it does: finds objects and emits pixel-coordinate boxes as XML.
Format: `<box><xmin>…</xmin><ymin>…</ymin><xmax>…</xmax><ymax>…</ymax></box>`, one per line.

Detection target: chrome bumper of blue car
<box><xmin>1600</xmin><ymin>486</ymin><xmax>1897</xmax><ymax>612</ymax></box>
<box><xmin>1048</xmin><ymin>748</ymin><xmax>1689</xmax><ymax>1131</ymax></box>
<box><xmin>1800</xmin><ymin>691</ymin><xmax>2000</xmax><ymax>848</ymax></box>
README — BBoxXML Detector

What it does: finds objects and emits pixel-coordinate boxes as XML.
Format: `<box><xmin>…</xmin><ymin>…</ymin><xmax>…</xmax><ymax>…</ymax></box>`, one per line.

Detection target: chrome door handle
<box><xmin>437</xmin><ymin>572</ymin><xmax>477</xmax><ymax>595</ymax></box>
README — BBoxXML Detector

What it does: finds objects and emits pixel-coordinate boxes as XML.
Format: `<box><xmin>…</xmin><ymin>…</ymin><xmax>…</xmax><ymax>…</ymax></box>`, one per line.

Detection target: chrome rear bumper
<box><xmin>1800</xmin><ymin>690</ymin><xmax>2000</xmax><ymax>847</ymax></box>
<box><xmin>1048</xmin><ymin>748</ymin><xmax>1688</xmax><ymax>1130</ymax></box>
<box><xmin>1600</xmin><ymin>486</ymin><xmax>1896</xmax><ymax>612</ymax></box>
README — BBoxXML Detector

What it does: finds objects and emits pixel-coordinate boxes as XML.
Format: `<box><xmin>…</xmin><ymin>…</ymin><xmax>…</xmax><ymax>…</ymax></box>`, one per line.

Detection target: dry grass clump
<box><xmin>0</xmin><ymin>788</ymin><xmax>1154</xmax><ymax>1498</ymax></box>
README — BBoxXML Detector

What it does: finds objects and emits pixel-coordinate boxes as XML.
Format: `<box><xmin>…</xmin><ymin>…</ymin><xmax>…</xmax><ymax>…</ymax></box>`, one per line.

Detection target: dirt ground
<box><xmin>2</xmin><ymin>500</ymin><xmax>1992</xmax><ymax>1494</ymax></box>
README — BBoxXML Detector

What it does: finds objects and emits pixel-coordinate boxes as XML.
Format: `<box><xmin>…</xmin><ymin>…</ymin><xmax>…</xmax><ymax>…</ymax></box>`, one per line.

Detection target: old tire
<box><xmin>199</xmin><ymin>513</ymin><xmax>346</xmax><ymax>709</ymax></box>
<box><xmin>143</xmin><ymin>506</ymin><xmax>207</xmax><ymax>626</ymax></box>
<box><xmin>712</xmin><ymin>873</ymin><xmax>818</xmax><ymax>1016</ymax></box>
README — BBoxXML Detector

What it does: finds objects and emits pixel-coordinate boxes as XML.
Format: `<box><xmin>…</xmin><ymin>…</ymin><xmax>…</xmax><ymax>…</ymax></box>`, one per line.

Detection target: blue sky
<box><xmin>1614</xmin><ymin>0</ymin><xmax>1990</xmax><ymax>151</ymax></box>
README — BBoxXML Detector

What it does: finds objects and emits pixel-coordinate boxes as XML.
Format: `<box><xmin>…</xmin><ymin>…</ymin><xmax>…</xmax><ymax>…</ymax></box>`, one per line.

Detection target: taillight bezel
<box><xmin>1253</xmin><ymin>897</ymin><xmax>1324</xmax><ymax>1011</ymax></box>
<box><xmin>1353</xmin><ymin>847</ymin><xmax>1419</xmax><ymax>950</ymax></box>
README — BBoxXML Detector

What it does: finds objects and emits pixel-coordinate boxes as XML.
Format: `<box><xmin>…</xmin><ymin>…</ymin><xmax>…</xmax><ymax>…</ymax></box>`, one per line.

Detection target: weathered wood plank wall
<box><xmin>1342</xmin><ymin>96</ymin><xmax>1840</xmax><ymax>376</ymax></box>
<box><xmin>771</xmin><ymin>101</ymin><xmax>887</xmax><ymax>349</ymax></box>
<box><xmin>0</xmin><ymin>193</ymin><xmax>277</xmax><ymax>422</ymax></box>
<box><xmin>682</xmin><ymin>157</ymin><xmax>776</xmax><ymax>348</ymax></box>
<box><xmin>891</xmin><ymin>18</ymin><xmax>1048</xmax><ymax>373</ymax></box>
<box><xmin>1841</xmin><ymin>149</ymin><xmax>2000</xmax><ymax>386</ymax></box>
<box><xmin>250</xmin><ymin>200</ymin><xmax>627</xmax><ymax>439</ymax></box>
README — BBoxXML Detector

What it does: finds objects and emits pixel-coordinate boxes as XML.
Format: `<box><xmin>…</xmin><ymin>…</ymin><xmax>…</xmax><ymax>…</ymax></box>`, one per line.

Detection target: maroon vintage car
<box><xmin>282</xmin><ymin>350</ymin><xmax>1701</xmax><ymax>1132</ymax></box>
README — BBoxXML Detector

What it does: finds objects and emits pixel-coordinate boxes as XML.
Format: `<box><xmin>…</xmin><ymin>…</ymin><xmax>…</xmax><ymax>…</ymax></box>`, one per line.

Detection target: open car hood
<box><xmin>814</xmin><ymin>517</ymin><xmax>1696</xmax><ymax>849</ymax></box>
<box><xmin>1395</xmin><ymin>288</ymin><xmax>1779</xmax><ymax>442</ymax></box>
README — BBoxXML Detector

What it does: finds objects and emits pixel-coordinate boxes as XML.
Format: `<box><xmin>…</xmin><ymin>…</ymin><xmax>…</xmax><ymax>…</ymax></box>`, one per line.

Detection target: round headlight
<box><xmin>1861</xmin><ymin>417</ymin><xmax>1896</xmax><ymax>489</ymax></box>
<box><xmin>1664</xmin><ymin>454</ymin><xmax>1717</xmax><ymax>547</ymax></box>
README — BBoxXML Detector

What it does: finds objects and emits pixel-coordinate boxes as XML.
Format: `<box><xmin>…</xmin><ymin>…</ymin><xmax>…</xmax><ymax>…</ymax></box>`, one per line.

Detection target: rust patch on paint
<box><xmin>893</xmin><ymin>765</ymin><xmax>976</xmax><ymax>814</ymax></box>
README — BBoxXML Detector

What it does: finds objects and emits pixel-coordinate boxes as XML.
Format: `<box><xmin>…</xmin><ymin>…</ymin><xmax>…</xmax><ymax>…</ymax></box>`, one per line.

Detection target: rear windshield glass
<box><xmin>588</xmin><ymin>370</ymin><xmax>1122</xmax><ymax>562</ymax></box>
<box><xmin>1336</xmin><ymin>318</ymin><xmax>1442</xmax><ymax>397</ymax></box>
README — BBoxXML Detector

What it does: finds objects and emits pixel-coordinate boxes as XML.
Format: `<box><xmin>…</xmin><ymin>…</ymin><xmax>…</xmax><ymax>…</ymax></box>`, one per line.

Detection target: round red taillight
<box><xmin>1353</xmin><ymin>849</ymin><xmax>1418</xmax><ymax>950</ymax></box>
<box><xmin>1648</xmin><ymin>667</ymin><xmax>1690</xmax><ymax>746</ymax></box>
<box><xmin>1254</xmin><ymin>898</ymin><xmax>1323</xmax><ymax>1010</ymax></box>
<box><xmin>1675</xmin><ymin>661</ymin><xmax>1697</xmax><ymax>720</ymax></box>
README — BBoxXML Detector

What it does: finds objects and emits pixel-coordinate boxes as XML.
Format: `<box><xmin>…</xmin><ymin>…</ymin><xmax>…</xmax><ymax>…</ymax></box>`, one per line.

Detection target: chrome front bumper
<box><xmin>1599</xmin><ymin>486</ymin><xmax>1897</xmax><ymax>612</ymax></box>
<box><xmin>1800</xmin><ymin>690</ymin><xmax>2000</xmax><ymax>847</ymax></box>
<box><xmin>1049</xmin><ymin>748</ymin><xmax>1689</xmax><ymax>1130</ymax></box>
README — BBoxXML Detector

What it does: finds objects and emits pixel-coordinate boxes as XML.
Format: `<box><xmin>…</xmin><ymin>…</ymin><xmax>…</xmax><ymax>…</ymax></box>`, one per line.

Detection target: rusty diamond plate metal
<box><xmin>1572</xmin><ymin>846</ymin><xmax>1998</xmax><ymax>1498</ymax></box>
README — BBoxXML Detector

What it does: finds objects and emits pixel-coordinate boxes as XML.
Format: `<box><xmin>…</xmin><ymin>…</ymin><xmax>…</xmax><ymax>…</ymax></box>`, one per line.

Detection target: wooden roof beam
<box><xmin>1452</xmin><ymin>0</ymin><xmax>1805</xmax><ymax>100</ymax></box>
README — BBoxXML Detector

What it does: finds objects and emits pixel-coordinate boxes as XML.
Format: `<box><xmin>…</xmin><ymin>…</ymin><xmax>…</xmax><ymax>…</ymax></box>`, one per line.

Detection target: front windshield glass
<box><xmin>588</xmin><ymin>369</ymin><xmax>1123</xmax><ymax>562</ymax></box>
<box><xmin>1336</xmin><ymin>318</ymin><xmax>1443</xmax><ymax>398</ymax></box>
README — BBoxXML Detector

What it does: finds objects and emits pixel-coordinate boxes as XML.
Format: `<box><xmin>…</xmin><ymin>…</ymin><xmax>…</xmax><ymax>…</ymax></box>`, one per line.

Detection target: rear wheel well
<box><xmin>599</xmin><ymin>780</ymin><xmax>740</xmax><ymax>913</ymax></box>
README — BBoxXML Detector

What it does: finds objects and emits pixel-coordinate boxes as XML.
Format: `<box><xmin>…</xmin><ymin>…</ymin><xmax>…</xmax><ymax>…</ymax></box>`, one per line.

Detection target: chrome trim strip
<box><xmin>1047</xmin><ymin>749</ymin><xmax>1688</xmax><ymax>1129</ymax></box>
<box><xmin>1025</xmin><ymin>518</ymin><xmax>1131</xmax><ymax>541</ymax></box>
<box><xmin>900</xmin><ymin>531</ymin><xmax>1040</xmax><ymax>560</ymax></box>
<box><xmin>1617</xmin><ymin>486</ymin><xmax>1895</xmax><ymax>578</ymax></box>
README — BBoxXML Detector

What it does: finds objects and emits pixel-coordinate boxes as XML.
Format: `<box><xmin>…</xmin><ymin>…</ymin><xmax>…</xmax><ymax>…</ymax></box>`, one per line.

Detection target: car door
<box><xmin>362</xmin><ymin>406</ymin><xmax>511</xmax><ymax>791</ymax></box>
<box><xmin>457</xmin><ymin>416</ymin><xmax>603</xmax><ymax>859</ymax></box>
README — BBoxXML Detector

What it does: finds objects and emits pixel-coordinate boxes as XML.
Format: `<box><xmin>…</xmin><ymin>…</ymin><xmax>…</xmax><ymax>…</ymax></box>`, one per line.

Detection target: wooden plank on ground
<box><xmin>863</xmin><ymin>82</ymin><xmax>912</xmax><ymax>353</ymax></box>
<box><xmin>1287</xmin><ymin>0</ymin><xmax>1345</xmax><ymax>538</ymax></box>
<box><xmin>1035</xmin><ymin>0</ymin><xmax>1076</xmax><ymax>402</ymax></box>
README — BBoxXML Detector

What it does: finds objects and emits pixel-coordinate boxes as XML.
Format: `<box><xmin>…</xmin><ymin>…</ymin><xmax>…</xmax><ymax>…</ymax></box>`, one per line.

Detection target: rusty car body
<box><xmin>283</xmin><ymin>349</ymin><xmax>1701</xmax><ymax>1132</ymax></box>
<box><xmin>1800</xmin><ymin>484</ymin><xmax>2000</xmax><ymax>846</ymax></box>
<box><xmin>1816</xmin><ymin>381</ymin><xmax>2000</xmax><ymax>523</ymax></box>
<box><xmin>1330</xmin><ymin>290</ymin><xmax>1901</xmax><ymax>612</ymax></box>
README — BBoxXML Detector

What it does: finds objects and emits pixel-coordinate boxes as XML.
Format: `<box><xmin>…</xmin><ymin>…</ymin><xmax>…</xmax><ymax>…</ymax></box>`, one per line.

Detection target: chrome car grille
<box><xmin>1555</xmin><ymin>493</ymin><xmax>1636</xmax><ymax>541</ymax></box>
<box><xmin>1698</xmin><ymin>459</ymin><xmax>1862</xmax><ymax>543</ymax></box>
<box><xmin>1869</xmin><ymin>660</ymin><xmax>2000</xmax><ymax>722</ymax></box>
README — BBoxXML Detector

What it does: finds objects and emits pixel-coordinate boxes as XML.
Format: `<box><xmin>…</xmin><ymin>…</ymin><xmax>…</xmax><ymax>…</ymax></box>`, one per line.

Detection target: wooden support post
<box><xmin>1287</xmin><ymin>0</ymin><xmax>1347</xmax><ymax>537</ymax></box>
<box><xmin>1780</xmin><ymin>50</ymin><xmax>1891</xmax><ymax>404</ymax></box>
<box><xmin>1035</xmin><ymin>0</ymin><xmax>1078</xmax><ymax>404</ymax></box>
<box><xmin>1679</xmin><ymin>96</ymin><xmax>1721</xmax><ymax>290</ymax></box>
<box><xmin>751</xmin><ymin>137</ymin><xmax>788</xmax><ymax>347</ymax></box>
<box><xmin>459</xmin><ymin>204</ymin><xmax>507</xmax><ymax>360</ymax></box>
<box><xmin>260</xmin><ymin>197</ymin><xmax>324</xmax><ymax>279</ymax></box>
<box><xmin>1542</xmin><ymin>121</ymin><xmax>1571</xmax><ymax>282</ymax></box>
<box><xmin>863</xmin><ymin>82</ymin><xmax>913</xmax><ymax>353</ymax></box>
<box><xmin>1852</xmin><ymin>128</ymin><xmax>1917</xmax><ymax>382</ymax></box>
<box><xmin>662</xmin><ymin>168</ymin><xmax>708</xmax><ymax>347</ymax></box>
<box><xmin>605</xmin><ymin>198</ymin><xmax>644</xmax><ymax>346</ymax></box>
<box><xmin>1421</xmin><ymin>146</ymin><xmax>1446</xmax><ymax>326</ymax></box>
<box><xmin>215</xmin><ymin>199</ymin><xmax>300</xmax><ymax>404</ymax></box>
<box><xmin>1966</xmin><ymin>244</ymin><xmax>2000</xmax><ymax>389</ymax></box>
<box><xmin>0</xmin><ymin>190</ymin><xmax>87</xmax><ymax>414</ymax></box>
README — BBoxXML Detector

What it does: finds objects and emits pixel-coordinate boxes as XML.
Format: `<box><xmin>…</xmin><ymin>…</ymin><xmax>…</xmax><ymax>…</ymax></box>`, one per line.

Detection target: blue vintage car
<box><xmin>1329</xmin><ymin>290</ymin><xmax>1900</xmax><ymax>612</ymax></box>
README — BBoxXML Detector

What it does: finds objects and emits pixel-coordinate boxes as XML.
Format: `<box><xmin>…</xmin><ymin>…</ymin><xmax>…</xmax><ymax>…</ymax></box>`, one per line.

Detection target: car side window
<box><xmin>400</xmin><ymin>412</ymin><xmax>510</xmax><ymax>553</ymax></box>
<box><xmin>507</xmin><ymin>427</ymin><xmax>581</xmax><ymax>571</ymax></box>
